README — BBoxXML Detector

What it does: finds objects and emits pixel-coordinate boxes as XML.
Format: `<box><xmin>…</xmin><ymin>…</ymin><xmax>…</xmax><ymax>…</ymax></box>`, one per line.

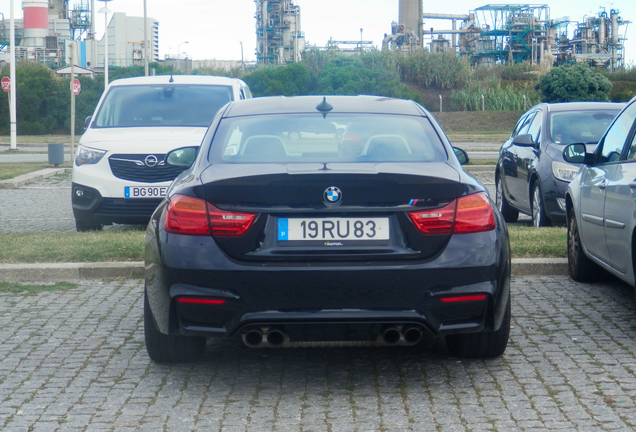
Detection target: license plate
<box><xmin>124</xmin><ymin>186</ymin><xmax>167</xmax><ymax>198</ymax></box>
<box><xmin>278</xmin><ymin>217</ymin><xmax>389</xmax><ymax>241</ymax></box>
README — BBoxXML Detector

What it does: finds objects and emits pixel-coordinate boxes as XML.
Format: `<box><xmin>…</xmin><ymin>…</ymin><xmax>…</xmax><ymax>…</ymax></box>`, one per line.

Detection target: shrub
<box><xmin>536</xmin><ymin>64</ymin><xmax>612</xmax><ymax>102</ymax></box>
<box><xmin>451</xmin><ymin>79</ymin><xmax>540</xmax><ymax>111</ymax></box>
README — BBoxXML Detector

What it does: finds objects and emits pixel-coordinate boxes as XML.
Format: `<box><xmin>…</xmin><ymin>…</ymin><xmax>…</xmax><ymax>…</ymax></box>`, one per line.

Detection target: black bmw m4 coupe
<box><xmin>144</xmin><ymin>95</ymin><xmax>511</xmax><ymax>362</ymax></box>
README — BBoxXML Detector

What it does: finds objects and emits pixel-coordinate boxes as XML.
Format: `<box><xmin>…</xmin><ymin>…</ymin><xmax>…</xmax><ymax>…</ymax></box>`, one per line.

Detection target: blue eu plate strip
<box><xmin>124</xmin><ymin>187</ymin><xmax>130</xmax><ymax>198</ymax></box>
<box><xmin>278</xmin><ymin>219</ymin><xmax>288</xmax><ymax>241</ymax></box>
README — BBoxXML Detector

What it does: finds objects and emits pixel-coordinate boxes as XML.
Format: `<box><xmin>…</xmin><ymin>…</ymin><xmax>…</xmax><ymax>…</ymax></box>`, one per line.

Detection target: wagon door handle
<box><xmin>598</xmin><ymin>181</ymin><xmax>608</xmax><ymax>189</ymax></box>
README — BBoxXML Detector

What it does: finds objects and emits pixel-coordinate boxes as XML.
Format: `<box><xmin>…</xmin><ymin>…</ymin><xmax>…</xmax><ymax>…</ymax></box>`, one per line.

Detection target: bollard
<box><xmin>48</xmin><ymin>143</ymin><xmax>65</xmax><ymax>167</ymax></box>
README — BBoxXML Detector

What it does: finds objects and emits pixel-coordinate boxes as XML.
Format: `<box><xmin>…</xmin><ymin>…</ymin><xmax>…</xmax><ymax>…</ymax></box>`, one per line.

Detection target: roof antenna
<box><xmin>316</xmin><ymin>97</ymin><xmax>333</xmax><ymax>118</ymax></box>
<box><xmin>169</xmin><ymin>75</ymin><xmax>174</xmax><ymax>83</ymax></box>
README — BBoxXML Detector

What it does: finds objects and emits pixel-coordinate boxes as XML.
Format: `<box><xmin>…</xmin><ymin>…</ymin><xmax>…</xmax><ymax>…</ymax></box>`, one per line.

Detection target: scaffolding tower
<box><xmin>421</xmin><ymin>4</ymin><xmax>630</xmax><ymax>70</ymax></box>
<box><xmin>255</xmin><ymin>0</ymin><xmax>305</xmax><ymax>64</ymax></box>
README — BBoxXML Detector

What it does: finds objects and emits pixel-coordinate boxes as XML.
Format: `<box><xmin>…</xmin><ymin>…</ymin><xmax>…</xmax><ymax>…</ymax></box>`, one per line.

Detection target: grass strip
<box><xmin>0</xmin><ymin>225</ymin><xmax>567</xmax><ymax>263</ymax></box>
<box><xmin>0</xmin><ymin>231</ymin><xmax>145</xmax><ymax>263</ymax></box>
<box><xmin>507</xmin><ymin>225</ymin><xmax>567</xmax><ymax>258</ymax></box>
<box><xmin>0</xmin><ymin>163</ymin><xmax>71</xmax><ymax>181</ymax></box>
<box><xmin>466</xmin><ymin>159</ymin><xmax>497</xmax><ymax>165</ymax></box>
<box><xmin>0</xmin><ymin>281</ymin><xmax>77</xmax><ymax>295</ymax></box>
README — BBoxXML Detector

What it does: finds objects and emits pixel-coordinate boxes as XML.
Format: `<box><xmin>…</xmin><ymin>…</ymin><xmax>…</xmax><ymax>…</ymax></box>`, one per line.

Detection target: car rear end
<box><xmin>145</xmin><ymin>96</ymin><xmax>511</xmax><ymax>360</ymax></box>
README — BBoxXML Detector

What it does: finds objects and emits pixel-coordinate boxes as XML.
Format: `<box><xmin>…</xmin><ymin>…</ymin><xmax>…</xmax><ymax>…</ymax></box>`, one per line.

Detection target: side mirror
<box><xmin>563</xmin><ymin>143</ymin><xmax>589</xmax><ymax>164</ymax></box>
<box><xmin>84</xmin><ymin>116</ymin><xmax>92</xmax><ymax>130</ymax></box>
<box><xmin>512</xmin><ymin>133</ymin><xmax>537</xmax><ymax>147</ymax></box>
<box><xmin>453</xmin><ymin>147</ymin><xmax>469</xmax><ymax>165</ymax></box>
<box><xmin>166</xmin><ymin>146</ymin><xmax>199</xmax><ymax>167</ymax></box>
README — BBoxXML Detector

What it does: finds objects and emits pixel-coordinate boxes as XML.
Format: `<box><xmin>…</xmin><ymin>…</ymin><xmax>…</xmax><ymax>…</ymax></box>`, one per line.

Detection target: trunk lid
<box><xmin>201</xmin><ymin>163</ymin><xmax>462</xmax><ymax>262</ymax></box>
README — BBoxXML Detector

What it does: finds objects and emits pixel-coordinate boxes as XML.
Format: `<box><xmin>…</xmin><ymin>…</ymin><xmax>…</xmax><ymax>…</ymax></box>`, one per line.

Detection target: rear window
<box><xmin>209</xmin><ymin>114</ymin><xmax>447</xmax><ymax>163</ymax></box>
<box><xmin>549</xmin><ymin>110</ymin><xmax>621</xmax><ymax>144</ymax></box>
<box><xmin>93</xmin><ymin>84</ymin><xmax>233</xmax><ymax>128</ymax></box>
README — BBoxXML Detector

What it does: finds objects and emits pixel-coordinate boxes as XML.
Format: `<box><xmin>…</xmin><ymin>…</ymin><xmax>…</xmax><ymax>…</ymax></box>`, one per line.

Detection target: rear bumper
<box><xmin>145</xmin><ymin>223</ymin><xmax>511</xmax><ymax>342</ymax></box>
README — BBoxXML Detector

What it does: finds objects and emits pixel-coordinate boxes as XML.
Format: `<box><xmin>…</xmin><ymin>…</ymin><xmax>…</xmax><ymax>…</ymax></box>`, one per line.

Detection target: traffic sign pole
<box><xmin>70</xmin><ymin>42</ymin><xmax>76</xmax><ymax>164</ymax></box>
<box><xmin>9</xmin><ymin>0</ymin><xmax>17</xmax><ymax>151</ymax></box>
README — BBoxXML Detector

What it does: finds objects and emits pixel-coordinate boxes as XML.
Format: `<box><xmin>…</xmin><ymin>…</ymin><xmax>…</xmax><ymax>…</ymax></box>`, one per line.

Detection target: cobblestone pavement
<box><xmin>1</xmin><ymin>275</ymin><xmax>636</xmax><ymax>431</ymax></box>
<box><xmin>0</xmin><ymin>173</ymin><xmax>76</xmax><ymax>233</ymax></box>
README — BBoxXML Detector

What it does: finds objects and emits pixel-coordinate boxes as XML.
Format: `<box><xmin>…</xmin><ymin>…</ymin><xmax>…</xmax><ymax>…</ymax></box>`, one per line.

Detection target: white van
<box><xmin>71</xmin><ymin>75</ymin><xmax>251</xmax><ymax>231</ymax></box>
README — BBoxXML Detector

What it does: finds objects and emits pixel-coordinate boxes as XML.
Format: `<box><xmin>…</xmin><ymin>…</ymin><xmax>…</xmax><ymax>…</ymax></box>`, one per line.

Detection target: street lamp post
<box><xmin>143</xmin><ymin>0</ymin><xmax>149</xmax><ymax>76</ymax></box>
<box><xmin>359</xmin><ymin>28</ymin><xmax>363</xmax><ymax>53</ymax></box>
<box><xmin>178</xmin><ymin>41</ymin><xmax>189</xmax><ymax>59</ymax></box>
<box><xmin>9</xmin><ymin>0</ymin><xmax>17</xmax><ymax>151</ymax></box>
<box><xmin>98</xmin><ymin>0</ymin><xmax>112</xmax><ymax>88</ymax></box>
<box><xmin>240</xmin><ymin>41</ymin><xmax>244</xmax><ymax>70</ymax></box>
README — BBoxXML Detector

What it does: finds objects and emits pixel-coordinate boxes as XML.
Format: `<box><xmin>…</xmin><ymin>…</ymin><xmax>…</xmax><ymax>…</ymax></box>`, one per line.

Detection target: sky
<box><xmin>0</xmin><ymin>0</ymin><xmax>634</xmax><ymax>65</ymax></box>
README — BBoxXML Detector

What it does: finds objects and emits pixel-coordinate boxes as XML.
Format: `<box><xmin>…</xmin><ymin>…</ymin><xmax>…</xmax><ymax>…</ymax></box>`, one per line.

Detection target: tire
<box><xmin>446</xmin><ymin>298</ymin><xmax>511</xmax><ymax>359</ymax></box>
<box><xmin>531</xmin><ymin>183</ymin><xmax>551</xmax><ymax>228</ymax></box>
<box><xmin>495</xmin><ymin>175</ymin><xmax>519</xmax><ymax>223</ymax></box>
<box><xmin>144</xmin><ymin>290</ymin><xmax>206</xmax><ymax>363</ymax></box>
<box><xmin>567</xmin><ymin>208</ymin><xmax>600</xmax><ymax>282</ymax></box>
<box><xmin>75</xmin><ymin>219</ymin><xmax>102</xmax><ymax>232</ymax></box>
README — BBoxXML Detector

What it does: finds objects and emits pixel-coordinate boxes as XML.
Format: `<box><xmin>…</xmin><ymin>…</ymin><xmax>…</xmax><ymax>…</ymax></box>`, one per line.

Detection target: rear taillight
<box><xmin>165</xmin><ymin>195</ymin><xmax>210</xmax><ymax>235</ymax></box>
<box><xmin>454</xmin><ymin>193</ymin><xmax>496</xmax><ymax>233</ymax></box>
<box><xmin>207</xmin><ymin>204</ymin><xmax>256</xmax><ymax>237</ymax></box>
<box><xmin>164</xmin><ymin>195</ymin><xmax>256</xmax><ymax>236</ymax></box>
<box><xmin>408</xmin><ymin>201</ymin><xmax>456</xmax><ymax>235</ymax></box>
<box><xmin>408</xmin><ymin>192</ymin><xmax>495</xmax><ymax>235</ymax></box>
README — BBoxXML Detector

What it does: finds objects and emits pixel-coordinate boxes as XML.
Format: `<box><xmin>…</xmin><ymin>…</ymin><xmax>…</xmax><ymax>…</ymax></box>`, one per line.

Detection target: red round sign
<box><xmin>1</xmin><ymin>77</ymin><xmax>10</xmax><ymax>92</ymax></box>
<box><xmin>71</xmin><ymin>78</ymin><xmax>81</xmax><ymax>95</ymax></box>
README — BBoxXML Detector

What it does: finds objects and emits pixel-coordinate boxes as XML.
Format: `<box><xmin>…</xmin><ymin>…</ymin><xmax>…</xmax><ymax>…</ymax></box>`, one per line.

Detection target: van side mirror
<box><xmin>84</xmin><ymin>116</ymin><xmax>92</xmax><ymax>129</ymax></box>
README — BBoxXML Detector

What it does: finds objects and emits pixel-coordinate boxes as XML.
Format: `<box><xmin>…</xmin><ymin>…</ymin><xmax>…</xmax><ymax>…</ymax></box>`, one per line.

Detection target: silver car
<box><xmin>564</xmin><ymin>95</ymin><xmax>636</xmax><ymax>290</ymax></box>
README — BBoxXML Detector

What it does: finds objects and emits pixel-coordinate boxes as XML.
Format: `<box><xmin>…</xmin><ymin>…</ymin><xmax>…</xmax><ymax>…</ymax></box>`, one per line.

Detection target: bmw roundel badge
<box><xmin>324</xmin><ymin>186</ymin><xmax>342</xmax><ymax>205</ymax></box>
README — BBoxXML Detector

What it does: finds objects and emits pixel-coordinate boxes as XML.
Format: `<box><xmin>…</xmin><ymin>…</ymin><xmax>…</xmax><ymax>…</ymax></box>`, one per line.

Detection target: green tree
<box><xmin>536</xmin><ymin>64</ymin><xmax>612</xmax><ymax>102</ymax></box>
<box><xmin>0</xmin><ymin>62</ymin><xmax>68</xmax><ymax>134</ymax></box>
<box><xmin>243</xmin><ymin>62</ymin><xmax>314</xmax><ymax>96</ymax></box>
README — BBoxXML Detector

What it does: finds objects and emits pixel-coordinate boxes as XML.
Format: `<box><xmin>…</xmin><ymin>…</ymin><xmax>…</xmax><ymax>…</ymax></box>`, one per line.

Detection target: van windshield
<box><xmin>93</xmin><ymin>84</ymin><xmax>233</xmax><ymax>128</ymax></box>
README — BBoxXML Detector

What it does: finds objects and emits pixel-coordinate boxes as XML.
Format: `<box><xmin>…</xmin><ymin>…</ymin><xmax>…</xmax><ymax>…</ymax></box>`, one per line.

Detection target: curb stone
<box><xmin>0</xmin><ymin>259</ymin><xmax>568</xmax><ymax>282</ymax></box>
<box><xmin>0</xmin><ymin>168</ymin><xmax>72</xmax><ymax>189</ymax></box>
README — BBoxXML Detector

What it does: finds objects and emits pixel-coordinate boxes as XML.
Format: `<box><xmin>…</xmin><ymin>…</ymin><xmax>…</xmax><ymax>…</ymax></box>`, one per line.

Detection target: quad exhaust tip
<box><xmin>242</xmin><ymin>325</ymin><xmax>426</xmax><ymax>348</ymax></box>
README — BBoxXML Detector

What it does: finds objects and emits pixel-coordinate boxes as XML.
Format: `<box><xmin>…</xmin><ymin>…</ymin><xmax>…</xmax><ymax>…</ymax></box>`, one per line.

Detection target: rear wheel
<box><xmin>446</xmin><ymin>298</ymin><xmax>510</xmax><ymax>358</ymax></box>
<box><xmin>567</xmin><ymin>208</ymin><xmax>600</xmax><ymax>282</ymax></box>
<box><xmin>144</xmin><ymin>290</ymin><xmax>206</xmax><ymax>363</ymax></box>
<box><xmin>75</xmin><ymin>219</ymin><xmax>102</xmax><ymax>232</ymax></box>
<box><xmin>495</xmin><ymin>175</ymin><xmax>519</xmax><ymax>223</ymax></box>
<box><xmin>531</xmin><ymin>183</ymin><xmax>551</xmax><ymax>227</ymax></box>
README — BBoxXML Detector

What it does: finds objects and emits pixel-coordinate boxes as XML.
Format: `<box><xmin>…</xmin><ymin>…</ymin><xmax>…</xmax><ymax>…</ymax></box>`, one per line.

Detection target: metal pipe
<box><xmin>403</xmin><ymin>327</ymin><xmax>423</xmax><ymax>345</ymax></box>
<box><xmin>243</xmin><ymin>329</ymin><xmax>264</xmax><ymax>347</ymax></box>
<box><xmin>422</xmin><ymin>13</ymin><xmax>470</xmax><ymax>20</ymax></box>
<box><xmin>266</xmin><ymin>329</ymin><xmax>285</xmax><ymax>347</ymax></box>
<box><xmin>381</xmin><ymin>327</ymin><xmax>401</xmax><ymax>345</ymax></box>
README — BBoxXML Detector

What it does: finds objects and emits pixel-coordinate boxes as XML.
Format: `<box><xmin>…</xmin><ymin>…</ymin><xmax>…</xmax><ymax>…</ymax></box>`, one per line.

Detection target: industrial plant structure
<box><xmin>389</xmin><ymin>0</ymin><xmax>629</xmax><ymax>70</ymax></box>
<box><xmin>254</xmin><ymin>0</ymin><xmax>305</xmax><ymax>64</ymax></box>
<box><xmin>0</xmin><ymin>0</ymin><xmax>158</xmax><ymax>72</ymax></box>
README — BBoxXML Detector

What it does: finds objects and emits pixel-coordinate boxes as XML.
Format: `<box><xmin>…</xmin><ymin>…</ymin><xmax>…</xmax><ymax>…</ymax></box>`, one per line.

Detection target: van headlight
<box><xmin>552</xmin><ymin>161</ymin><xmax>579</xmax><ymax>182</ymax></box>
<box><xmin>75</xmin><ymin>145</ymin><xmax>107</xmax><ymax>166</ymax></box>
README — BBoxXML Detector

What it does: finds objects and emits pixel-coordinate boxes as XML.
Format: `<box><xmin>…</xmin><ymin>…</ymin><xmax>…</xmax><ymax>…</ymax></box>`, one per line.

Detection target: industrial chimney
<box><xmin>22</xmin><ymin>0</ymin><xmax>49</xmax><ymax>48</ymax></box>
